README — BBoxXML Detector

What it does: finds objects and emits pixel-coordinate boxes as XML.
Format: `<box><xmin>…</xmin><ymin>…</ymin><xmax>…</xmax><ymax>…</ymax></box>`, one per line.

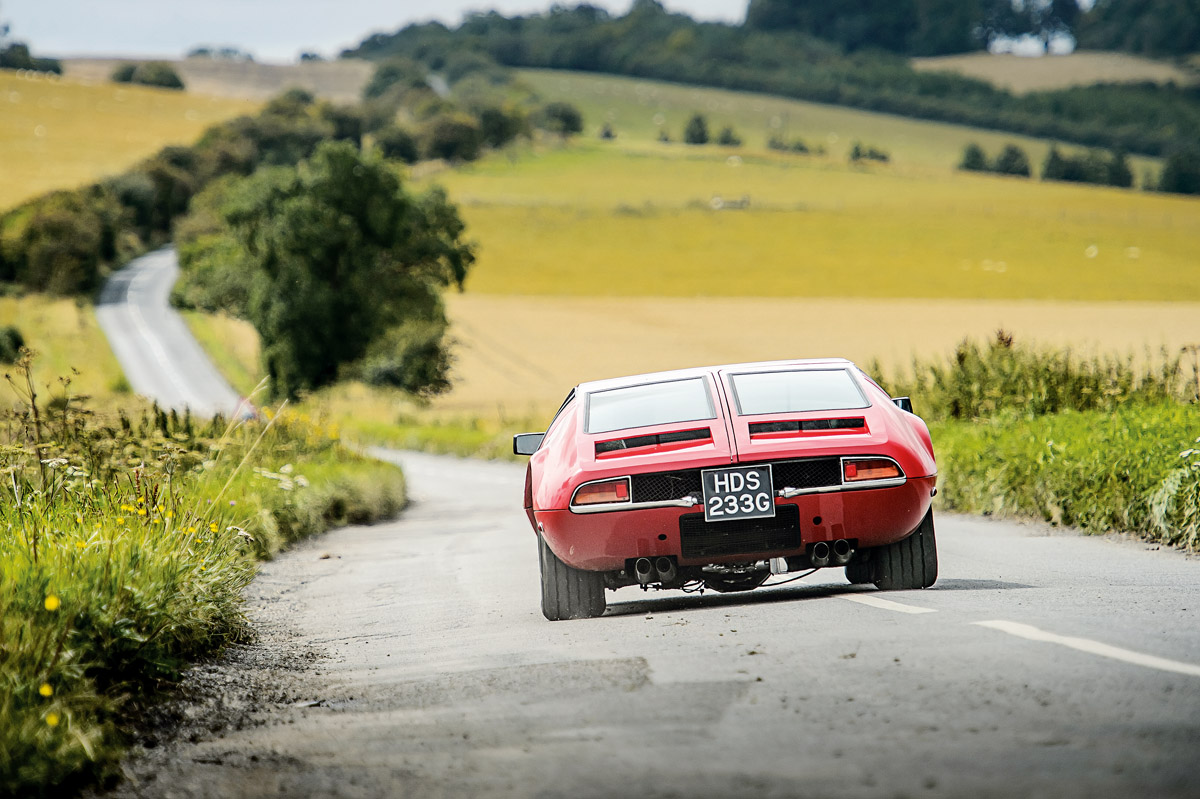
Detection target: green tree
<box><xmin>1042</xmin><ymin>145</ymin><xmax>1068</xmax><ymax>181</ymax></box>
<box><xmin>421</xmin><ymin>113</ymin><xmax>483</xmax><ymax>161</ymax></box>
<box><xmin>1159</xmin><ymin>144</ymin><xmax>1200</xmax><ymax>195</ymax></box>
<box><xmin>538</xmin><ymin>102</ymin><xmax>583</xmax><ymax>136</ymax></box>
<box><xmin>111</xmin><ymin>61</ymin><xmax>185</xmax><ymax>90</ymax></box>
<box><xmin>959</xmin><ymin>142</ymin><xmax>987</xmax><ymax>171</ymax></box>
<box><xmin>716</xmin><ymin>126</ymin><xmax>742</xmax><ymax>146</ymax></box>
<box><xmin>375</xmin><ymin>125</ymin><xmax>419</xmax><ymax>163</ymax></box>
<box><xmin>683</xmin><ymin>113</ymin><xmax>708</xmax><ymax>145</ymax></box>
<box><xmin>0</xmin><ymin>325</ymin><xmax>24</xmax><ymax>363</ymax></box>
<box><xmin>1107</xmin><ymin>150</ymin><xmax>1134</xmax><ymax>188</ymax></box>
<box><xmin>992</xmin><ymin>144</ymin><xmax>1031</xmax><ymax>177</ymax></box>
<box><xmin>221</xmin><ymin>141</ymin><xmax>475</xmax><ymax>399</ymax></box>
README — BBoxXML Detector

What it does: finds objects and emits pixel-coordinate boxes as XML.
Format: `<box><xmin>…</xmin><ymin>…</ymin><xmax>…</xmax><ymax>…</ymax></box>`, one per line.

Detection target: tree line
<box><xmin>745</xmin><ymin>0</ymin><xmax>1199</xmax><ymax>58</ymax></box>
<box><xmin>342</xmin><ymin>2</ymin><xmax>1200</xmax><ymax>163</ymax></box>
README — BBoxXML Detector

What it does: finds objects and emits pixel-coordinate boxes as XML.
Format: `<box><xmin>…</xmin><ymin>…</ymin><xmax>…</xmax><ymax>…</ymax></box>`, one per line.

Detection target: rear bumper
<box><xmin>535</xmin><ymin>475</ymin><xmax>936</xmax><ymax>571</ymax></box>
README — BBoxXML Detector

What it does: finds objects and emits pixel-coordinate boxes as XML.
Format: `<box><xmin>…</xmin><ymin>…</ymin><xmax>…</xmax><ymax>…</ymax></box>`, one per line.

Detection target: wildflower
<box><xmin>138</xmin><ymin>508</ymin><xmax>147</xmax><ymax>516</ymax></box>
<box><xmin>75</xmin><ymin>542</ymin><xmax>85</xmax><ymax>549</ymax></box>
<box><xmin>209</xmin><ymin>523</ymin><xmax>218</xmax><ymax>533</ymax></box>
<box><xmin>75</xmin><ymin>515</ymin><xmax>83</xmax><ymax>524</ymax></box>
<box><xmin>137</xmin><ymin>497</ymin><xmax>145</xmax><ymax>504</ymax></box>
<box><xmin>39</xmin><ymin>683</ymin><xmax>53</xmax><ymax>697</ymax></box>
<box><xmin>46</xmin><ymin>712</ymin><xmax>60</xmax><ymax>727</ymax></box>
<box><xmin>166</xmin><ymin>512</ymin><xmax>174</xmax><ymax>519</ymax></box>
<box><xmin>187</xmin><ymin>526</ymin><xmax>196</xmax><ymax>534</ymax></box>
<box><xmin>116</xmin><ymin>518</ymin><xmax>125</xmax><ymax>525</ymax></box>
<box><xmin>229</xmin><ymin>500</ymin><xmax>236</xmax><ymax>506</ymax></box>
<box><xmin>44</xmin><ymin>594</ymin><xmax>60</xmax><ymax>611</ymax></box>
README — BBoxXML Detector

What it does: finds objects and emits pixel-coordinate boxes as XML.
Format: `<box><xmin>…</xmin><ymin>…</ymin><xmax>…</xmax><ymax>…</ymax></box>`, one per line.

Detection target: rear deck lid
<box><xmin>718</xmin><ymin>364</ymin><xmax>887</xmax><ymax>461</ymax></box>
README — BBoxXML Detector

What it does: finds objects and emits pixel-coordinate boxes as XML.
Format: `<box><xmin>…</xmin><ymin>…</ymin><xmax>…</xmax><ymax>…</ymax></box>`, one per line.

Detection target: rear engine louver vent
<box><xmin>749</xmin><ymin>418</ymin><xmax>866</xmax><ymax>436</ymax></box>
<box><xmin>596</xmin><ymin>427</ymin><xmax>711</xmax><ymax>456</ymax></box>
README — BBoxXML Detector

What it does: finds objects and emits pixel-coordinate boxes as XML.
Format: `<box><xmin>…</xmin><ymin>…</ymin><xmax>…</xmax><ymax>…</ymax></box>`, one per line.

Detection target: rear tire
<box><xmin>844</xmin><ymin>559</ymin><xmax>873</xmax><ymax>585</ymax></box>
<box><xmin>539</xmin><ymin>535</ymin><xmax>606</xmax><ymax>620</ymax></box>
<box><xmin>872</xmin><ymin>508</ymin><xmax>938</xmax><ymax>591</ymax></box>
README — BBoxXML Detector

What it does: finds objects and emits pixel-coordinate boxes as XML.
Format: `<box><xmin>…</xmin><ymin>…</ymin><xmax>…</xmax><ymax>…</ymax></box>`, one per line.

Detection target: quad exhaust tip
<box><xmin>634</xmin><ymin>557</ymin><xmax>654</xmax><ymax>584</ymax></box>
<box><xmin>809</xmin><ymin>539</ymin><xmax>854</xmax><ymax>568</ymax></box>
<box><xmin>634</xmin><ymin>556</ymin><xmax>678</xmax><ymax>584</ymax></box>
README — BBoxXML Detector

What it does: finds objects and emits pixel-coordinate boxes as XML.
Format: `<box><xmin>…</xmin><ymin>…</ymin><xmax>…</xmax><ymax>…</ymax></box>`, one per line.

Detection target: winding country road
<box><xmin>96</xmin><ymin>250</ymin><xmax>1200</xmax><ymax>798</ymax></box>
<box><xmin>96</xmin><ymin>249</ymin><xmax>243</xmax><ymax>418</ymax></box>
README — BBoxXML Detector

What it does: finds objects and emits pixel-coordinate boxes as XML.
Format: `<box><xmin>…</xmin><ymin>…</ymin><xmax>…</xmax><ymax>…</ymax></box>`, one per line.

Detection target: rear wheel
<box><xmin>872</xmin><ymin>508</ymin><xmax>938</xmax><ymax>591</ymax></box>
<box><xmin>539</xmin><ymin>535</ymin><xmax>606</xmax><ymax>620</ymax></box>
<box><xmin>844</xmin><ymin>559</ymin><xmax>873</xmax><ymax>585</ymax></box>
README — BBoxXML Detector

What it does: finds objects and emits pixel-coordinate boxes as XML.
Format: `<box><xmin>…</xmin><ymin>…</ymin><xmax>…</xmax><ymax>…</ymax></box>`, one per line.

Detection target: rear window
<box><xmin>586</xmin><ymin>378</ymin><xmax>715</xmax><ymax>434</ymax></box>
<box><xmin>729</xmin><ymin>369</ymin><xmax>868</xmax><ymax>415</ymax></box>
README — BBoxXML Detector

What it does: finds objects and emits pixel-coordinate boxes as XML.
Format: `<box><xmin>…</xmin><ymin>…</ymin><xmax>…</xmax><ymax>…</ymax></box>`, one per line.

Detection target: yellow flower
<box><xmin>44</xmin><ymin>595</ymin><xmax>60</xmax><ymax>611</ymax></box>
<box><xmin>46</xmin><ymin>712</ymin><xmax>60</xmax><ymax>727</ymax></box>
<box><xmin>166</xmin><ymin>512</ymin><xmax>174</xmax><ymax>519</ymax></box>
<box><xmin>39</xmin><ymin>683</ymin><xmax>53</xmax><ymax>697</ymax></box>
<box><xmin>75</xmin><ymin>542</ymin><xmax>85</xmax><ymax>549</ymax></box>
<box><xmin>116</xmin><ymin>518</ymin><xmax>125</xmax><ymax>525</ymax></box>
<box><xmin>138</xmin><ymin>508</ymin><xmax>146</xmax><ymax>516</ymax></box>
<box><xmin>209</xmin><ymin>523</ymin><xmax>218</xmax><ymax>533</ymax></box>
<box><xmin>187</xmin><ymin>526</ymin><xmax>196</xmax><ymax>534</ymax></box>
<box><xmin>75</xmin><ymin>515</ymin><xmax>83</xmax><ymax>524</ymax></box>
<box><xmin>137</xmin><ymin>497</ymin><xmax>145</xmax><ymax>505</ymax></box>
<box><xmin>156</xmin><ymin>505</ymin><xmax>163</xmax><ymax>513</ymax></box>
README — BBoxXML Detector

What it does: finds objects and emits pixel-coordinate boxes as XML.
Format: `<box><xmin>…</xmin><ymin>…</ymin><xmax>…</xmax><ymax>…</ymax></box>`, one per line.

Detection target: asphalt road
<box><xmin>93</xmin><ymin>252</ymin><xmax>1200</xmax><ymax>798</ymax></box>
<box><xmin>96</xmin><ymin>248</ymin><xmax>244</xmax><ymax>418</ymax></box>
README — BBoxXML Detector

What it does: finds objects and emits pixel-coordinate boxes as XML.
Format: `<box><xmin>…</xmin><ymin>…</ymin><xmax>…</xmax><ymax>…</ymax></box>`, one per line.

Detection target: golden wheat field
<box><xmin>0</xmin><ymin>70</ymin><xmax>256</xmax><ymax>210</ymax></box>
<box><xmin>0</xmin><ymin>296</ymin><xmax>127</xmax><ymax>401</ymax></box>
<box><xmin>910</xmin><ymin>51</ymin><xmax>1198</xmax><ymax>94</ymax></box>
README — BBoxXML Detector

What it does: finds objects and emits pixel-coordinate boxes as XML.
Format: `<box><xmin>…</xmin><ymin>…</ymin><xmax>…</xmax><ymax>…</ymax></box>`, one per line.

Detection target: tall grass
<box><xmin>873</xmin><ymin>330</ymin><xmax>1192</xmax><ymax>422</ymax></box>
<box><xmin>0</xmin><ymin>354</ymin><xmax>405</xmax><ymax>795</ymax></box>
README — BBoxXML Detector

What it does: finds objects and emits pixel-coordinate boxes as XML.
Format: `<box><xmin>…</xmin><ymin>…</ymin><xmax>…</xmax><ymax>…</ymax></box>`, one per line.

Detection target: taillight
<box><xmin>573</xmin><ymin>478</ymin><xmax>631</xmax><ymax>506</ymax></box>
<box><xmin>843</xmin><ymin>458</ymin><xmax>902</xmax><ymax>482</ymax></box>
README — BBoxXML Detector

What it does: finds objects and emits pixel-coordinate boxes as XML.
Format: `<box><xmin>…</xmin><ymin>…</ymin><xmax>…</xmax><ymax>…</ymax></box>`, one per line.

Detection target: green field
<box><xmin>423</xmin><ymin>72</ymin><xmax>1198</xmax><ymax>304</ymax></box>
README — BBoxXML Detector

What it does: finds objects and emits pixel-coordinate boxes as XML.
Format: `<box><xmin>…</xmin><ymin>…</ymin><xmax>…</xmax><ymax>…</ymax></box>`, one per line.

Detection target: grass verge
<box><xmin>0</xmin><ymin>356</ymin><xmax>405</xmax><ymax>796</ymax></box>
<box><xmin>934</xmin><ymin>402</ymin><xmax>1200</xmax><ymax>550</ymax></box>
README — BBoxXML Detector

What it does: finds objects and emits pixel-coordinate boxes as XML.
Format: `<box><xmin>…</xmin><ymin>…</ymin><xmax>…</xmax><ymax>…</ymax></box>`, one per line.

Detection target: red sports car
<box><xmin>514</xmin><ymin>358</ymin><xmax>938</xmax><ymax>620</ymax></box>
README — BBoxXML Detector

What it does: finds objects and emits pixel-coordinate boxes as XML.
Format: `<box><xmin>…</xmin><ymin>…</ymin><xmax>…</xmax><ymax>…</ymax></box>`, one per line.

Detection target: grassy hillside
<box><xmin>911</xmin><ymin>51</ymin><xmax>1199</xmax><ymax>94</ymax></box>
<box><xmin>0</xmin><ymin>71</ymin><xmax>256</xmax><ymax>211</ymax></box>
<box><xmin>517</xmin><ymin>69</ymin><xmax>1164</xmax><ymax>172</ymax></box>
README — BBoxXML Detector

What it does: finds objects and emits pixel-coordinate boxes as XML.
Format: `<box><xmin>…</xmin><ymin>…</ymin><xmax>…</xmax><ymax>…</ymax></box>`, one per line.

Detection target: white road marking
<box><xmin>974</xmin><ymin>620</ymin><xmax>1200</xmax><ymax>678</ymax></box>
<box><xmin>839</xmin><ymin>594</ymin><xmax>937</xmax><ymax>614</ymax></box>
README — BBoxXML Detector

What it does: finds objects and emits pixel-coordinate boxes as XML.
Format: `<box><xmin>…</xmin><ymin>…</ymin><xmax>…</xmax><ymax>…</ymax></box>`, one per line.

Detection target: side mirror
<box><xmin>892</xmin><ymin>397</ymin><xmax>914</xmax><ymax>414</ymax></box>
<box><xmin>513</xmin><ymin>432</ymin><xmax>545</xmax><ymax>456</ymax></box>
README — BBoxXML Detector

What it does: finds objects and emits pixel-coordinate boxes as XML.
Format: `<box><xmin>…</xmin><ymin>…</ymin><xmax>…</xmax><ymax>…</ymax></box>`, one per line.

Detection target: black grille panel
<box><xmin>679</xmin><ymin>504</ymin><xmax>801</xmax><ymax>559</ymax></box>
<box><xmin>631</xmin><ymin>470</ymin><xmax>703</xmax><ymax>503</ymax></box>
<box><xmin>771</xmin><ymin>458</ymin><xmax>841</xmax><ymax>491</ymax></box>
<box><xmin>629</xmin><ymin>458</ymin><xmax>841</xmax><ymax>503</ymax></box>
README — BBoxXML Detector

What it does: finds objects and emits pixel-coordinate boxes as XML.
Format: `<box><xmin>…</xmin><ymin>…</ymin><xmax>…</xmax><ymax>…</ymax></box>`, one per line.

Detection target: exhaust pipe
<box><xmin>654</xmin><ymin>557</ymin><xmax>677</xmax><ymax>584</ymax></box>
<box><xmin>831</xmin><ymin>539</ymin><xmax>853</xmax><ymax>566</ymax></box>
<box><xmin>634</xmin><ymin>557</ymin><xmax>654</xmax><ymax>584</ymax></box>
<box><xmin>810</xmin><ymin>541</ymin><xmax>831</xmax><ymax>568</ymax></box>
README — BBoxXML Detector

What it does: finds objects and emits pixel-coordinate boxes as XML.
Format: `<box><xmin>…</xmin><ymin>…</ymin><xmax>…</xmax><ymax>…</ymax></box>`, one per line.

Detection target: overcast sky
<box><xmin>2</xmin><ymin>1</ymin><xmax>747</xmax><ymax>62</ymax></box>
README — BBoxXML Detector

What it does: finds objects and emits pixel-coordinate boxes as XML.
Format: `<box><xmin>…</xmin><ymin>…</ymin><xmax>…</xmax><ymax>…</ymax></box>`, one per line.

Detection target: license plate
<box><xmin>701</xmin><ymin>464</ymin><xmax>775</xmax><ymax>522</ymax></box>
